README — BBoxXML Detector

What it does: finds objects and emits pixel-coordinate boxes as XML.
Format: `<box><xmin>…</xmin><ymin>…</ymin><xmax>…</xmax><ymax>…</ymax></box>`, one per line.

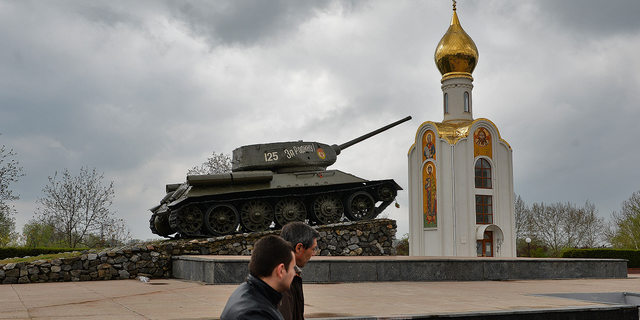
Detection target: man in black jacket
<box><xmin>221</xmin><ymin>235</ymin><xmax>296</xmax><ymax>320</ymax></box>
<box><xmin>278</xmin><ymin>222</ymin><xmax>320</xmax><ymax>320</ymax></box>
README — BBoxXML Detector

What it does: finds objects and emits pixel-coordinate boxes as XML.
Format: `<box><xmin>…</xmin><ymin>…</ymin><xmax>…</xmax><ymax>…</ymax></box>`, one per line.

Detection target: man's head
<box><xmin>280</xmin><ymin>222</ymin><xmax>320</xmax><ymax>268</ymax></box>
<box><xmin>249</xmin><ymin>235</ymin><xmax>295</xmax><ymax>292</ymax></box>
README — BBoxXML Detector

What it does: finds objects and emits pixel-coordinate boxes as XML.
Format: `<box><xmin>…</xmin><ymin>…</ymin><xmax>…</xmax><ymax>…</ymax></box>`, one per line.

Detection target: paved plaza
<box><xmin>1</xmin><ymin>275</ymin><xmax>639</xmax><ymax>319</ymax></box>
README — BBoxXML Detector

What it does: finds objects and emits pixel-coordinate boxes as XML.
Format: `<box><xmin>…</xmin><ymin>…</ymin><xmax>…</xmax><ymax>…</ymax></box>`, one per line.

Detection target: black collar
<box><xmin>246</xmin><ymin>274</ymin><xmax>283</xmax><ymax>307</ymax></box>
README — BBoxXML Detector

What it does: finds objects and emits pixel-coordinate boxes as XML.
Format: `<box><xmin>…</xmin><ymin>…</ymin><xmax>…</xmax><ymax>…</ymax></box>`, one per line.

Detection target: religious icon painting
<box><xmin>473</xmin><ymin>127</ymin><xmax>492</xmax><ymax>158</ymax></box>
<box><xmin>422</xmin><ymin>130</ymin><xmax>436</xmax><ymax>161</ymax></box>
<box><xmin>422</xmin><ymin>162</ymin><xmax>437</xmax><ymax>228</ymax></box>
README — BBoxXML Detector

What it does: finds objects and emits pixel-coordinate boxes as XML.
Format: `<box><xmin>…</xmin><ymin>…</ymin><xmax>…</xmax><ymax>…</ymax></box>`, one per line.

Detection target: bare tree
<box><xmin>577</xmin><ymin>201</ymin><xmax>605</xmax><ymax>248</ymax></box>
<box><xmin>34</xmin><ymin>167</ymin><xmax>120</xmax><ymax>248</ymax></box>
<box><xmin>514</xmin><ymin>194</ymin><xmax>537</xmax><ymax>256</ymax></box>
<box><xmin>530</xmin><ymin>202</ymin><xmax>565</xmax><ymax>257</ymax></box>
<box><xmin>0</xmin><ymin>202</ymin><xmax>18</xmax><ymax>246</ymax></box>
<box><xmin>526</xmin><ymin>201</ymin><xmax>604</xmax><ymax>257</ymax></box>
<box><xmin>514</xmin><ymin>194</ymin><xmax>531</xmax><ymax>240</ymax></box>
<box><xmin>0</xmin><ymin>139</ymin><xmax>25</xmax><ymax>202</ymax></box>
<box><xmin>187</xmin><ymin>151</ymin><xmax>232</xmax><ymax>175</ymax></box>
<box><xmin>0</xmin><ymin>137</ymin><xmax>25</xmax><ymax>246</ymax></box>
<box><xmin>99</xmin><ymin>217</ymin><xmax>132</xmax><ymax>247</ymax></box>
<box><xmin>608</xmin><ymin>191</ymin><xmax>640</xmax><ymax>249</ymax></box>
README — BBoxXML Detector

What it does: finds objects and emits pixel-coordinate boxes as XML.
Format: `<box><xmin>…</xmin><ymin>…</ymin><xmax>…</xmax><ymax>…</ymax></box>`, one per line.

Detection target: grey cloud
<box><xmin>73</xmin><ymin>3</ymin><xmax>143</xmax><ymax>29</ymax></box>
<box><xmin>168</xmin><ymin>0</ymin><xmax>331</xmax><ymax>47</ymax></box>
<box><xmin>538</xmin><ymin>0</ymin><xmax>640</xmax><ymax>36</ymax></box>
<box><xmin>166</xmin><ymin>0</ymin><xmax>371</xmax><ymax>47</ymax></box>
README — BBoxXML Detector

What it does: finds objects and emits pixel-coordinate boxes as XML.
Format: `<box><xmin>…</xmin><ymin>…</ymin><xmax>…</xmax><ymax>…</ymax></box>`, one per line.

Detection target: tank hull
<box><xmin>149</xmin><ymin>170</ymin><xmax>401</xmax><ymax>238</ymax></box>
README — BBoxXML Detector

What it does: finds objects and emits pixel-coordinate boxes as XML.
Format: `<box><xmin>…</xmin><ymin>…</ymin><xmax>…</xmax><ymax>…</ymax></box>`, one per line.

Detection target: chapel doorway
<box><xmin>477</xmin><ymin>231</ymin><xmax>493</xmax><ymax>257</ymax></box>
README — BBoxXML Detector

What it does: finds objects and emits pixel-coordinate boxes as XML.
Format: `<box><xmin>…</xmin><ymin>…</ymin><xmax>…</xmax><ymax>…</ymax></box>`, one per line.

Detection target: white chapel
<box><xmin>407</xmin><ymin>3</ymin><xmax>516</xmax><ymax>257</ymax></box>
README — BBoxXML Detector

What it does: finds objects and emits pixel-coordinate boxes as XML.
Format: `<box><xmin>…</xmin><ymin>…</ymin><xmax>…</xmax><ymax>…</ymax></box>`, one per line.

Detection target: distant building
<box><xmin>408</xmin><ymin>3</ymin><xmax>515</xmax><ymax>257</ymax></box>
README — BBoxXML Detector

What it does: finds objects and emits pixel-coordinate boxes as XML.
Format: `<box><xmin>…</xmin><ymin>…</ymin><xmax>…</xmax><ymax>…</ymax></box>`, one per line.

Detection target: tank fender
<box><xmin>187</xmin><ymin>170</ymin><xmax>273</xmax><ymax>187</ymax></box>
<box><xmin>187</xmin><ymin>173</ymin><xmax>232</xmax><ymax>186</ymax></box>
<box><xmin>231</xmin><ymin>170</ymin><xmax>274</xmax><ymax>183</ymax></box>
<box><xmin>166</xmin><ymin>183</ymin><xmax>182</xmax><ymax>193</ymax></box>
<box><xmin>170</xmin><ymin>183</ymin><xmax>190</xmax><ymax>201</ymax></box>
<box><xmin>160</xmin><ymin>191</ymin><xmax>175</xmax><ymax>203</ymax></box>
<box><xmin>389</xmin><ymin>181</ymin><xmax>403</xmax><ymax>191</ymax></box>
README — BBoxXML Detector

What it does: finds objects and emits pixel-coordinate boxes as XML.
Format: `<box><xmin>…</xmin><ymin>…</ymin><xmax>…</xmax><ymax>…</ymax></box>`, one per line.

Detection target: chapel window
<box><xmin>474</xmin><ymin>158</ymin><xmax>492</xmax><ymax>188</ymax></box>
<box><xmin>476</xmin><ymin>195</ymin><xmax>492</xmax><ymax>224</ymax></box>
<box><xmin>464</xmin><ymin>91</ymin><xmax>470</xmax><ymax>112</ymax></box>
<box><xmin>444</xmin><ymin>93</ymin><xmax>449</xmax><ymax>114</ymax></box>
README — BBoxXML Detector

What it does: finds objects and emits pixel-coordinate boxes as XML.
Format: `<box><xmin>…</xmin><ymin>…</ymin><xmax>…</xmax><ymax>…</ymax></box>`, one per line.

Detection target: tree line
<box><xmin>515</xmin><ymin>191</ymin><xmax>640</xmax><ymax>257</ymax></box>
<box><xmin>0</xmin><ymin>136</ymin><xmax>131</xmax><ymax>249</ymax></box>
<box><xmin>0</xmin><ymin>146</ymin><xmax>231</xmax><ymax>249</ymax></box>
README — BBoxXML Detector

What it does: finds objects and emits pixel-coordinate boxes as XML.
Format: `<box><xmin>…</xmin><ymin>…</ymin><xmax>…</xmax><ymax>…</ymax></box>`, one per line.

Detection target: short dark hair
<box><xmin>280</xmin><ymin>222</ymin><xmax>319</xmax><ymax>249</ymax></box>
<box><xmin>249</xmin><ymin>235</ymin><xmax>294</xmax><ymax>278</ymax></box>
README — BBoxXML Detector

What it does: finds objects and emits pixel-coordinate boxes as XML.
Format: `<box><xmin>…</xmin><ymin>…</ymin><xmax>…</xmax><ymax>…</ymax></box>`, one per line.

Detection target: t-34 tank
<box><xmin>149</xmin><ymin>116</ymin><xmax>412</xmax><ymax>238</ymax></box>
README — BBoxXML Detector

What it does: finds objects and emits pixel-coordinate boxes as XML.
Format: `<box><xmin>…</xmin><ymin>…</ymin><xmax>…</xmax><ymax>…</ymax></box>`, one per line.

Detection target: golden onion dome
<box><xmin>434</xmin><ymin>4</ymin><xmax>479</xmax><ymax>80</ymax></box>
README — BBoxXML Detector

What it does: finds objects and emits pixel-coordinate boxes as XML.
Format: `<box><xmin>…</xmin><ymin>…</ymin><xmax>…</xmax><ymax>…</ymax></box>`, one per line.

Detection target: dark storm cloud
<box><xmin>0</xmin><ymin>1</ymin><xmax>216</xmax><ymax>167</ymax></box>
<box><xmin>167</xmin><ymin>0</ymin><xmax>336</xmax><ymax>47</ymax></box>
<box><xmin>73</xmin><ymin>3</ymin><xmax>142</xmax><ymax>28</ymax></box>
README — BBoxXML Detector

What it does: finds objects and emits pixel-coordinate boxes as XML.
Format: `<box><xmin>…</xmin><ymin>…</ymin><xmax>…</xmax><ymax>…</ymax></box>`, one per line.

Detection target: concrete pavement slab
<box><xmin>0</xmin><ymin>276</ymin><xmax>639</xmax><ymax>319</ymax></box>
<box><xmin>26</xmin><ymin>299</ymin><xmax>145</xmax><ymax>319</ymax></box>
<box><xmin>0</xmin><ymin>303</ymin><xmax>30</xmax><ymax>319</ymax></box>
<box><xmin>10</xmin><ymin>282</ymin><xmax>105</xmax><ymax>309</ymax></box>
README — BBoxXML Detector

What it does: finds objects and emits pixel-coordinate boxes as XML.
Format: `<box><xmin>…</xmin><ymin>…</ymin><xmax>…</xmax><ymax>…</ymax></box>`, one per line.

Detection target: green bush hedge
<box><xmin>562</xmin><ymin>249</ymin><xmax>640</xmax><ymax>268</ymax></box>
<box><xmin>0</xmin><ymin>247</ymin><xmax>79</xmax><ymax>260</ymax></box>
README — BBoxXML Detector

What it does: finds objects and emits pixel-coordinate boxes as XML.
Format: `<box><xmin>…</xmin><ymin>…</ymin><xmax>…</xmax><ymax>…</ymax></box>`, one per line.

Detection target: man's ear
<box><xmin>295</xmin><ymin>243</ymin><xmax>305</xmax><ymax>255</ymax></box>
<box><xmin>274</xmin><ymin>263</ymin><xmax>286</xmax><ymax>279</ymax></box>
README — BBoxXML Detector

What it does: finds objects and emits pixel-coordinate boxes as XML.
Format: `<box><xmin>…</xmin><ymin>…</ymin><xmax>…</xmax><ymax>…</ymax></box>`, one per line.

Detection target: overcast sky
<box><xmin>2</xmin><ymin>0</ymin><xmax>639</xmax><ymax>241</ymax></box>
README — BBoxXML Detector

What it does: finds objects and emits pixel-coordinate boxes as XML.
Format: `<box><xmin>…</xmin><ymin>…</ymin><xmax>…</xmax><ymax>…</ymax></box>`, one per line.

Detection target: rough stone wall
<box><xmin>0</xmin><ymin>219</ymin><xmax>397</xmax><ymax>284</ymax></box>
<box><xmin>317</xmin><ymin>219</ymin><xmax>397</xmax><ymax>256</ymax></box>
<box><xmin>172</xmin><ymin>219</ymin><xmax>398</xmax><ymax>257</ymax></box>
<box><xmin>0</xmin><ymin>245</ymin><xmax>171</xmax><ymax>284</ymax></box>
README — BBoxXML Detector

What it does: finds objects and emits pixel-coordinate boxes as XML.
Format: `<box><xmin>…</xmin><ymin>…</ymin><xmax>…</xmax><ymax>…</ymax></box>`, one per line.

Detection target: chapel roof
<box><xmin>434</xmin><ymin>1</ymin><xmax>479</xmax><ymax>81</ymax></box>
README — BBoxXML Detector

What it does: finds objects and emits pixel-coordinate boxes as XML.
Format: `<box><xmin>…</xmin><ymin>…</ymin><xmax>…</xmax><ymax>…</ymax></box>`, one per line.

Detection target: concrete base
<box><xmin>172</xmin><ymin>255</ymin><xmax>628</xmax><ymax>284</ymax></box>
<box><xmin>337</xmin><ymin>306</ymin><xmax>639</xmax><ymax>320</ymax></box>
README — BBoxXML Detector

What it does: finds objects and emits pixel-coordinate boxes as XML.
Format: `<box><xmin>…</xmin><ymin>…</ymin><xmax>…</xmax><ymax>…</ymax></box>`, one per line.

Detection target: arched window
<box><xmin>474</xmin><ymin>158</ymin><xmax>491</xmax><ymax>188</ymax></box>
<box><xmin>444</xmin><ymin>93</ymin><xmax>449</xmax><ymax>114</ymax></box>
<box><xmin>464</xmin><ymin>91</ymin><xmax>470</xmax><ymax>112</ymax></box>
<box><xmin>476</xmin><ymin>195</ymin><xmax>493</xmax><ymax>224</ymax></box>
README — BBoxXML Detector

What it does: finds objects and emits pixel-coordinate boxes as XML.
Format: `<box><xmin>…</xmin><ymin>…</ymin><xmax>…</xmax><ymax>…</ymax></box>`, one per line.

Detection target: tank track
<box><xmin>151</xmin><ymin>180</ymin><xmax>397</xmax><ymax>238</ymax></box>
<box><xmin>149</xmin><ymin>213</ymin><xmax>160</xmax><ymax>235</ymax></box>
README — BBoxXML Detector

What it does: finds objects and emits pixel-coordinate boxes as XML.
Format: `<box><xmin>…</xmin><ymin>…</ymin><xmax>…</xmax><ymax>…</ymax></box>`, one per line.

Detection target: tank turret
<box><xmin>231</xmin><ymin>116</ymin><xmax>412</xmax><ymax>173</ymax></box>
<box><xmin>149</xmin><ymin>116</ymin><xmax>412</xmax><ymax>239</ymax></box>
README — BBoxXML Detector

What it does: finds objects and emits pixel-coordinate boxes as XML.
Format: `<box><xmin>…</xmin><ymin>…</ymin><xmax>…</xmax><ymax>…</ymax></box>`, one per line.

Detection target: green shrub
<box><xmin>562</xmin><ymin>249</ymin><xmax>640</xmax><ymax>268</ymax></box>
<box><xmin>0</xmin><ymin>247</ymin><xmax>79</xmax><ymax>260</ymax></box>
<box><xmin>396</xmin><ymin>233</ymin><xmax>409</xmax><ymax>255</ymax></box>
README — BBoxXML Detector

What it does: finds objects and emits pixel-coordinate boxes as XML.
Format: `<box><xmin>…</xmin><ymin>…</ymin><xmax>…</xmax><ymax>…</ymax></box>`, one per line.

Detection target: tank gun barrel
<box><xmin>332</xmin><ymin>116</ymin><xmax>412</xmax><ymax>155</ymax></box>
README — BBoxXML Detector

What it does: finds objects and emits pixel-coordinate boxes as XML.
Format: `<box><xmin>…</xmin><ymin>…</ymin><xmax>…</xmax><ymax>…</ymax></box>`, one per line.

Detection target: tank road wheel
<box><xmin>346</xmin><ymin>191</ymin><xmax>376</xmax><ymax>221</ymax></box>
<box><xmin>170</xmin><ymin>205</ymin><xmax>204</xmax><ymax>236</ymax></box>
<box><xmin>204</xmin><ymin>204</ymin><xmax>240</xmax><ymax>236</ymax></box>
<box><xmin>376</xmin><ymin>183</ymin><xmax>397</xmax><ymax>202</ymax></box>
<box><xmin>311</xmin><ymin>194</ymin><xmax>344</xmax><ymax>225</ymax></box>
<box><xmin>274</xmin><ymin>198</ymin><xmax>306</xmax><ymax>227</ymax></box>
<box><xmin>240</xmin><ymin>200</ymin><xmax>274</xmax><ymax>232</ymax></box>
